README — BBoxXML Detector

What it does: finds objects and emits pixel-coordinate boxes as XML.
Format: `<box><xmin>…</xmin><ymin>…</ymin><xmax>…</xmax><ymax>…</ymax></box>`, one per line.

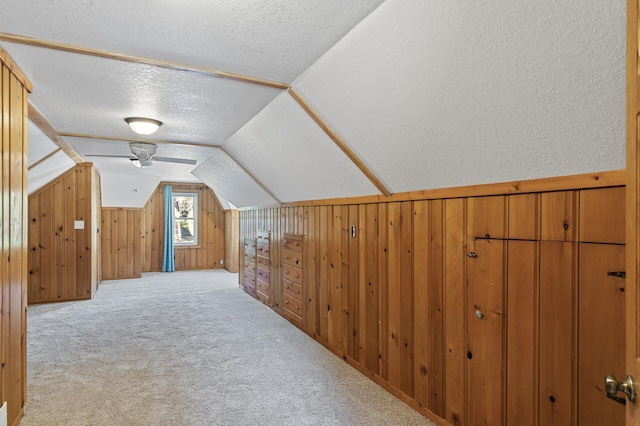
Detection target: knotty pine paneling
<box><xmin>1</xmin><ymin>55</ymin><xmax>29</xmax><ymax>426</ymax></box>
<box><xmin>239</xmin><ymin>185</ymin><xmax>626</xmax><ymax>426</ymax></box>
<box><xmin>101</xmin><ymin>208</ymin><xmax>142</xmax><ymax>280</ymax></box>
<box><xmin>28</xmin><ymin>164</ymin><xmax>101</xmax><ymax>303</ymax></box>
<box><xmin>141</xmin><ymin>183</ymin><xmax>226</xmax><ymax>272</ymax></box>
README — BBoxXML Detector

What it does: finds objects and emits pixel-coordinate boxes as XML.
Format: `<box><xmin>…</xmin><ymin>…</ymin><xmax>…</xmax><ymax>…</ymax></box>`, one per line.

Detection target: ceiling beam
<box><xmin>59</xmin><ymin>133</ymin><xmax>220</xmax><ymax>149</ymax></box>
<box><xmin>0</xmin><ymin>33</ymin><xmax>290</xmax><ymax>90</ymax></box>
<box><xmin>28</xmin><ymin>148</ymin><xmax>62</xmax><ymax>171</ymax></box>
<box><xmin>28</xmin><ymin>103</ymin><xmax>84</xmax><ymax>163</ymax></box>
<box><xmin>288</xmin><ymin>88</ymin><xmax>392</xmax><ymax>197</ymax></box>
<box><xmin>219</xmin><ymin>147</ymin><xmax>282</xmax><ymax>205</ymax></box>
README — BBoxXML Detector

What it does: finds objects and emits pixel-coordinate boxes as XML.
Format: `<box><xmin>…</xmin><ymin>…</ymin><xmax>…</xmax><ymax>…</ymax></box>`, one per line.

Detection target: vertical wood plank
<box><xmin>506</xmin><ymin>240</ymin><xmax>537</xmax><ymax>426</ymax></box>
<box><xmin>378</xmin><ymin>203</ymin><xmax>389</xmax><ymax>379</ymax></box>
<box><xmin>400</xmin><ymin>201</ymin><xmax>414</xmax><ymax>396</ymax></box>
<box><xmin>413</xmin><ymin>200</ymin><xmax>430</xmax><ymax>407</ymax></box>
<box><xmin>365</xmin><ymin>203</ymin><xmax>380</xmax><ymax>375</ymax></box>
<box><xmin>429</xmin><ymin>199</ymin><xmax>445</xmax><ymax>416</ymax></box>
<box><xmin>386</xmin><ymin>202</ymin><xmax>402</xmax><ymax>387</ymax></box>
<box><xmin>347</xmin><ymin>204</ymin><xmax>359</xmax><ymax>360</ymax></box>
<box><xmin>508</xmin><ymin>193</ymin><xmax>539</xmax><ymax>240</ymax></box>
<box><xmin>579</xmin><ymin>187</ymin><xmax>626</xmax><ymax>244</ymax></box>
<box><xmin>541</xmin><ymin>191</ymin><xmax>576</xmax><ymax>242</ymax></box>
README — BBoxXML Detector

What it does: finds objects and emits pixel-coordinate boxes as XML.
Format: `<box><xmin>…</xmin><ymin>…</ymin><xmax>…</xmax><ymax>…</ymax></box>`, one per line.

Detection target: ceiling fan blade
<box><xmin>85</xmin><ymin>154</ymin><xmax>136</xmax><ymax>159</ymax></box>
<box><xmin>153</xmin><ymin>156</ymin><xmax>197</xmax><ymax>165</ymax></box>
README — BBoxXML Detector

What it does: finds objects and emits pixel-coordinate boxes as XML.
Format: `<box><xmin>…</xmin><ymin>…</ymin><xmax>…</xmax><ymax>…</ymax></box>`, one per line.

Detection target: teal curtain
<box><xmin>162</xmin><ymin>185</ymin><xmax>175</xmax><ymax>272</ymax></box>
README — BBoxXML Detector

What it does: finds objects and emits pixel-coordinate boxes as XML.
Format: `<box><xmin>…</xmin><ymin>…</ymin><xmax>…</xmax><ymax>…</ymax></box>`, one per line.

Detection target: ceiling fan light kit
<box><xmin>124</xmin><ymin>117</ymin><xmax>163</xmax><ymax>135</ymax></box>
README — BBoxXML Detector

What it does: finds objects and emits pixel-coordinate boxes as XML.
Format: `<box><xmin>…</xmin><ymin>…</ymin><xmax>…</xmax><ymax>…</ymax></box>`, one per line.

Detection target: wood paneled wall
<box><xmin>239</xmin><ymin>183</ymin><xmax>626</xmax><ymax>426</ymax></box>
<box><xmin>28</xmin><ymin>164</ymin><xmax>101</xmax><ymax>303</ymax></box>
<box><xmin>101</xmin><ymin>208</ymin><xmax>142</xmax><ymax>280</ymax></box>
<box><xmin>1</xmin><ymin>49</ymin><xmax>30</xmax><ymax>426</ymax></box>
<box><xmin>141</xmin><ymin>183</ymin><xmax>226</xmax><ymax>272</ymax></box>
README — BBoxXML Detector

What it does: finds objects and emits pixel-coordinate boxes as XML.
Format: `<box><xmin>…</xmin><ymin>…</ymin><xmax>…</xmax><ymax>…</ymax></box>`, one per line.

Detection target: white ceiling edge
<box><xmin>28</xmin><ymin>119</ymin><xmax>59</xmax><ymax>167</ymax></box>
<box><xmin>100</xmin><ymin>173</ymin><xmax>162</xmax><ymax>208</ymax></box>
<box><xmin>28</xmin><ymin>151</ymin><xmax>76</xmax><ymax>195</ymax></box>
<box><xmin>223</xmin><ymin>91</ymin><xmax>380</xmax><ymax>202</ymax></box>
<box><xmin>191</xmin><ymin>150</ymin><xmax>278</xmax><ymax>208</ymax></box>
<box><xmin>293</xmin><ymin>0</ymin><xmax>626</xmax><ymax>193</ymax></box>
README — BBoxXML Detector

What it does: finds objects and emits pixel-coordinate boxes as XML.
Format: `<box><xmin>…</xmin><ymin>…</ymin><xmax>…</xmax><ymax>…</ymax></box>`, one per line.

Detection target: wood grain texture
<box><xmin>100</xmin><ymin>208</ymin><xmax>142</xmax><ymax>280</ymax></box>
<box><xmin>579</xmin><ymin>187</ymin><xmax>626</xmax><ymax>244</ymax></box>
<box><xmin>28</xmin><ymin>164</ymin><xmax>100</xmax><ymax>303</ymax></box>
<box><xmin>141</xmin><ymin>183</ymin><xmax>226</xmax><ymax>271</ymax></box>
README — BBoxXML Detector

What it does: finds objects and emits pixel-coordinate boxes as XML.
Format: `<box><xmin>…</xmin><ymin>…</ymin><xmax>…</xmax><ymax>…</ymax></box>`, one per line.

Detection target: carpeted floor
<box><xmin>20</xmin><ymin>270</ymin><xmax>435</xmax><ymax>426</ymax></box>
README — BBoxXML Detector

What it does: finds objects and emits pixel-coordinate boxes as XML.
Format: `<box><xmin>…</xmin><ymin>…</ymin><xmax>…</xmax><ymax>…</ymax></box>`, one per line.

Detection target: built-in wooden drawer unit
<box><xmin>255</xmin><ymin>230</ymin><xmax>271</xmax><ymax>306</ymax></box>
<box><xmin>283</xmin><ymin>265</ymin><xmax>302</xmax><ymax>285</ymax></box>
<box><xmin>245</xmin><ymin>271</ymin><xmax>256</xmax><ymax>296</ymax></box>
<box><xmin>283</xmin><ymin>249</ymin><xmax>302</xmax><ymax>268</ymax></box>
<box><xmin>283</xmin><ymin>234</ymin><xmax>303</xmax><ymax>252</ymax></box>
<box><xmin>244</xmin><ymin>251</ymin><xmax>256</xmax><ymax>265</ymax></box>
<box><xmin>281</xmin><ymin>233</ymin><xmax>304</xmax><ymax>328</ymax></box>
<box><xmin>244</xmin><ymin>238</ymin><xmax>257</xmax><ymax>252</ymax></box>
<box><xmin>243</xmin><ymin>237</ymin><xmax>257</xmax><ymax>296</ymax></box>
<box><xmin>283</xmin><ymin>279</ymin><xmax>303</xmax><ymax>300</ymax></box>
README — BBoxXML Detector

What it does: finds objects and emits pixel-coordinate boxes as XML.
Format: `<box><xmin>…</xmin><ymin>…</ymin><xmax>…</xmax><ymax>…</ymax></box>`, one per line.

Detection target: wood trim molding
<box><xmin>0</xmin><ymin>45</ymin><xmax>32</xmax><ymax>92</ymax></box>
<box><xmin>28</xmin><ymin>103</ymin><xmax>84</xmax><ymax>163</ymax></box>
<box><xmin>278</xmin><ymin>170</ymin><xmax>627</xmax><ymax>207</ymax></box>
<box><xmin>288</xmin><ymin>88</ymin><xmax>392</xmax><ymax>197</ymax></box>
<box><xmin>0</xmin><ymin>33</ymin><xmax>290</xmax><ymax>90</ymax></box>
<box><xmin>219</xmin><ymin>147</ymin><xmax>283</xmax><ymax>205</ymax></box>
<box><xmin>28</xmin><ymin>148</ymin><xmax>62</xmax><ymax>170</ymax></box>
<box><xmin>60</xmin><ymin>132</ymin><xmax>220</xmax><ymax>149</ymax></box>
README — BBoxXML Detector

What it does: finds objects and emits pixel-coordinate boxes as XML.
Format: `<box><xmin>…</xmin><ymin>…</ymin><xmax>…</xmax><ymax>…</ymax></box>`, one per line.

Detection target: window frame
<box><xmin>172</xmin><ymin>192</ymin><xmax>198</xmax><ymax>247</ymax></box>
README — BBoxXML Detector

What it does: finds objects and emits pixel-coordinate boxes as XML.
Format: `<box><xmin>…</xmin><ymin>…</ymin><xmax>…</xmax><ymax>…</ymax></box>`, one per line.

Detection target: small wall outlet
<box><xmin>74</xmin><ymin>220</ymin><xmax>85</xmax><ymax>230</ymax></box>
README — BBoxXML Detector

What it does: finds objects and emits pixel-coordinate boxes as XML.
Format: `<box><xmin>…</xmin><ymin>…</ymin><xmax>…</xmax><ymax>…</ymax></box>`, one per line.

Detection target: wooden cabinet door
<box><xmin>578</xmin><ymin>243</ymin><xmax>626</xmax><ymax>426</ymax></box>
<box><xmin>467</xmin><ymin>239</ymin><xmax>504</xmax><ymax>426</ymax></box>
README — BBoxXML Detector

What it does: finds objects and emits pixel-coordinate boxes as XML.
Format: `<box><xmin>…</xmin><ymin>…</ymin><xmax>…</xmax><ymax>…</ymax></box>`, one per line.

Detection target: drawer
<box><xmin>283</xmin><ymin>293</ymin><xmax>303</xmax><ymax>316</ymax></box>
<box><xmin>244</xmin><ymin>271</ymin><xmax>255</xmax><ymax>286</ymax></box>
<box><xmin>283</xmin><ymin>249</ymin><xmax>302</xmax><ymax>268</ymax></box>
<box><xmin>257</xmin><ymin>243</ymin><xmax>270</xmax><ymax>257</ymax></box>
<box><xmin>283</xmin><ymin>265</ymin><xmax>302</xmax><ymax>285</ymax></box>
<box><xmin>244</xmin><ymin>238</ymin><xmax>256</xmax><ymax>251</ymax></box>
<box><xmin>256</xmin><ymin>290</ymin><xmax>269</xmax><ymax>305</ymax></box>
<box><xmin>283</xmin><ymin>279</ymin><xmax>302</xmax><ymax>301</ymax></box>
<box><xmin>256</xmin><ymin>231</ymin><xmax>270</xmax><ymax>244</ymax></box>
<box><xmin>256</xmin><ymin>267</ymin><xmax>270</xmax><ymax>283</ymax></box>
<box><xmin>245</xmin><ymin>252</ymin><xmax>256</xmax><ymax>264</ymax></box>
<box><xmin>283</xmin><ymin>234</ymin><xmax>303</xmax><ymax>252</ymax></box>
<box><xmin>244</xmin><ymin>282</ymin><xmax>255</xmax><ymax>297</ymax></box>
<box><xmin>244</xmin><ymin>260</ymin><xmax>255</xmax><ymax>273</ymax></box>
<box><xmin>256</xmin><ymin>256</ymin><xmax>269</xmax><ymax>270</ymax></box>
<box><xmin>256</xmin><ymin>278</ymin><xmax>269</xmax><ymax>294</ymax></box>
<box><xmin>282</xmin><ymin>306</ymin><xmax>303</xmax><ymax>327</ymax></box>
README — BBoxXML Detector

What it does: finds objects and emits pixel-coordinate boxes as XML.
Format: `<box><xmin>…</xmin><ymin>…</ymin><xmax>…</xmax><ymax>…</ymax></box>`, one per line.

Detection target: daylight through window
<box><xmin>173</xmin><ymin>193</ymin><xmax>198</xmax><ymax>245</ymax></box>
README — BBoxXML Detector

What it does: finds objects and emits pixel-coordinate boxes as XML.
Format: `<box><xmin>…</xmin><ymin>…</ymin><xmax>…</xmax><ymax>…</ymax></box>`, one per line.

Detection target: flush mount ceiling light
<box><xmin>125</xmin><ymin>117</ymin><xmax>163</xmax><ymax>135</ymax></box>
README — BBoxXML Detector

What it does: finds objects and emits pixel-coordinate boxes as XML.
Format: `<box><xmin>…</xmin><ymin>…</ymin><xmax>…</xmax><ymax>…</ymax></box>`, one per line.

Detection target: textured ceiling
<box><xmin>5</xmin><ymin>0</ymin><xmax>628</xmax><ymax>209</ymax></box>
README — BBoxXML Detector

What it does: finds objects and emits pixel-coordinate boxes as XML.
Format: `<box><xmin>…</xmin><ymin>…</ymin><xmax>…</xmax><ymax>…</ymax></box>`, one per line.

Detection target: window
<box><xmin>173</xmin><ymin>193</ymin><xmax>198</xmax><ymax>246</ymax></box>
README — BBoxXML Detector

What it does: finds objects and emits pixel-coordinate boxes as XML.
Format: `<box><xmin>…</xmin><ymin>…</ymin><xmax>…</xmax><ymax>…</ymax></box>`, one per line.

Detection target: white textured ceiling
<box><xmin>294</xmin><ymin>0</ymin><xmax>626</xmax><ymax>193</ymax></box>
<box><xmin>100</xmin><ymin>173</ymin><xmax>163</xmax><ymax>208</ymax></box>
<box><xmin>192</xmin><ymin>150</ymin><xmax>278</xmax><ymax>208</ymax></box>
<box><xmin>3</xmin><ymin>0</ymin><xmax>628</xmax><ymax>208</ymax></box>
<box><xmin>27</xmin><ymin>120</ymin><xmax>58</xmax><ymax>167</ymax></box>
<box><xmin>28</xmin><ymin>151</ymin><xmax>76</xmax><ymax>195</ymax></box>
<box><xmin>224</xmin><ymin>92</ymin><xmax>379</xmax><ymax>202</ymax></box>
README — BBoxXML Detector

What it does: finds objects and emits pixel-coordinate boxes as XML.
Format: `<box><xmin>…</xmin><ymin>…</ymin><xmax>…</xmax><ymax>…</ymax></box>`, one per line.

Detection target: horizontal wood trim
<box><xmin>28</xmin><ymin>296</ymin><xmax>91</xmax><ymax>305</ymax></box>
<box><xmin>277</xmin><ymin>170</ymin><xmax>627</xmax><ymax>207</ymax></box>
<box><xmin>288</xmin><ymin>88</ymin><xmax>392</xmax><ymax>197</ymax></box>
<box><xmin>0</xmin><ymin>32</ymin><xmax>290</xmax><ymax>90</ymax></box>
<box><xmin>28</xmin><ymin>102</ymin><xmax>84</xmax><ymax>163</ymax></box>
<box><xmin>28</xmin><ymin>148</ymin><xmax>62</xmax><ymax>170</ymax></box>
<box><xmin>0</xmin><ymin>45</ymin><xmax>32</xmax><ymax>92</ymax></box>
<box><xmin>60</xmin><ymin>132</ymin><xmax>221</xmax><ymax>149</ymax></box>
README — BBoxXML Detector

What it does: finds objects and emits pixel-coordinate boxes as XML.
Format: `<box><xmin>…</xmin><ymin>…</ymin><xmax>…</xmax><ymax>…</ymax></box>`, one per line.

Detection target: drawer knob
<box><xmin>295</xmin><ymin>242</ymin><xmax>300</xmax><ymax>246</ymax></box>
<box><xmin>284</xmin><ymin>270</ymin><xmax>289</xmax><ymax>274</ymax></box>
<box><xmin>285</xmin><ymin>300</ymin><xmax>289</xmax><ymax>304</ymax></box>
<box><xmin>284</xmin><ymin>255</ymin><xmax>289</xmax><ymax>259</ymax></box>
<box><xmin>294</xmin><ymin>305</ymin><xmax>299</xmax><ymax>310</ymax></box>
<box><xmin>294</xmin><ymin>273</ymin><xmax>299</xmax><ymax>278</ymax></box>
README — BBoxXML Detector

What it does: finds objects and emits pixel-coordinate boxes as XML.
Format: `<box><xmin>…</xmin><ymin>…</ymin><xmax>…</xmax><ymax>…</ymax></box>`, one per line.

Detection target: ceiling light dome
<box><xmin>125</xmin><ymin>117</ymin><xmax>163</xmax><ymax>135</ymax></box>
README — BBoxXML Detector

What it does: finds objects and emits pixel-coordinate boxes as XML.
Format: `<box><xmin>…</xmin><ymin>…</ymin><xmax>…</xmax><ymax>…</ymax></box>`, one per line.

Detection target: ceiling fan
<box><xmin>85</xmin><ymin>142</ymin><xmax>197</xmax><ymax>168</ymax></box>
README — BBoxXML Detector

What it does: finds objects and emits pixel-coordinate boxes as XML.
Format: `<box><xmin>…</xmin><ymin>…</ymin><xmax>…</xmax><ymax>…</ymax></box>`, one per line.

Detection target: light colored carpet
<box><xmin>20</xmin><ymin>270</ymin><xmax>435</xmax><ymax>426</ymax></box>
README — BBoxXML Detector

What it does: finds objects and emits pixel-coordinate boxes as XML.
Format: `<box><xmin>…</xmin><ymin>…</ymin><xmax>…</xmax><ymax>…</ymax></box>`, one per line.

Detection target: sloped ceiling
<box><xmin>2</xmin><ymin>0</ymin><xmax>628</xmax><ymax>208</ymax></box>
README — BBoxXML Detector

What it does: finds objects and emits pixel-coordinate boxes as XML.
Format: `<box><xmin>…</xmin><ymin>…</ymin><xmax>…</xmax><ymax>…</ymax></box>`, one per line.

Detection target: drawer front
<box><xmin>283</xmin><ymin>249</ymin><xmax>302</xmax><ymax>268</ymax></box>
<box><xmin>244</xmin><ymin>260</ymin><xmax>255</xmax><ymax>273</ymax></box>
<box><xmin>256</xmin><ymin>256</ymin><xmax>269</xmax><ymax>270</ymax></box>
<box><xmin>283</xmin><ymin>293</ymin><xmax>304</xmax><ymax>316</ymax></box>
<box><xmin>283</xmin><ymin>279</ymin><xmax>302</xmax><ymax>301</ymax></box>
<box><xmin>244</xmin><ymin>283</ymin><xmax>255</xmax><ymax>297</ymax></box>
<box><xmin>282</xmin><ymin>307</ymin><xmax>302</xmax><ymax>327</ymax></box>
<box><xmin>256</xmin><ymin>278</ymin><xmax>269</xmax><ymax>294</ymax></box>
<box><xmin>256</xmin><ymin>267</ymin><xmax>270</xmax><ymax>283</ymax></box>
<box><xmin>283</xmin><ymin>265</ymin><xmax>303</xmax><ymax>285</ymax></box>
<box><xmin>283</xmin><ymin>234</ymin><xmax>303</xmax><ymax>252</ymax></box>
<box><xmin>256</xmin><ymin>290</ymin><xmax>269</xmax><ymax>305</ymax></box>
<box><xmin>257</xmin><ymin>243</ymin><xmax>270</xmax><ymax>257</ymax></box>
<box><xmin>244</xmin><ymin>238</ymin><xmax>257</xmax><ymax>251</ymax></box>
<box><xmin>244</xmin><ymin>271</ymin><xmax>256</xmax><ymax>286</ymax></box>
<box><xmin>245</xmin><ymin>252</ymin><xmax>256</xmax><ymax>264</ymax></box>
<box><xmin>256</xmin><ymin>231</ymin><xmax>270</xmax><ymax>244</ymax></box>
